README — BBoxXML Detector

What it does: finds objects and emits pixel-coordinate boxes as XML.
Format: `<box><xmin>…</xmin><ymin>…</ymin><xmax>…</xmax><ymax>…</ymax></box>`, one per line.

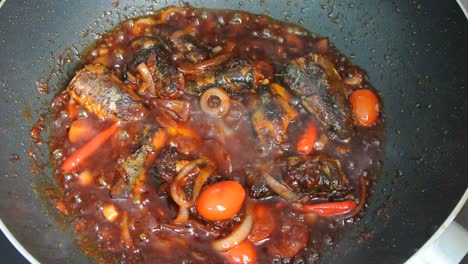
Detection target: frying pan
<box><xmin>0</xmin><ymin>0</ymin><xmax>467</xmax><ymax>263</ymax></box>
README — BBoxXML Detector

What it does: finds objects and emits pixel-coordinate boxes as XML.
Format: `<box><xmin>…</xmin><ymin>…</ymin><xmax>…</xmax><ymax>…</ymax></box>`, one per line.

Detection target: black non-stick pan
<box><xmin>0</xmin><ymin>0</ymin><xmax>467</xmax><ymax>263</ymax></box>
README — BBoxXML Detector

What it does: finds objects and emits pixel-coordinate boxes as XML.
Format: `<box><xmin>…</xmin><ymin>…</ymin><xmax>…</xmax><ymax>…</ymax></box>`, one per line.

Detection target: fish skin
<box><xmin>281</xmin><ymin>53</ymin><xmax>354</xmax><ymax>140</ymax></box>
<box><xmin>67</xmin><ymin>64</ymin><xmax>148</xmax><ymax>121</ymax></box>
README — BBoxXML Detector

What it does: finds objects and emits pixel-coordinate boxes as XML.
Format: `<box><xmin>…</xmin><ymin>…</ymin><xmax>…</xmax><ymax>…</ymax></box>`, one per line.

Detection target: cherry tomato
<box><xmin>248</xmin><ymin>204</ymin><xmax>275</xmax><ymax>243</ymax></box>
<box><xmin>196</xmin><ymin>180</ymin><xmax>246</xmax><ymax>221</ymax></box>
<box><xmin>223</xmin><ymin>240</ymin><xmax>257</xmax><ymax>264</ymax></box>
<box><xmin>296</xmin><ymin>122</ymin><xmax>317</xmax><ymax>154</ymax></box>
<box><xmin>268</xmin><ymin>216</ymin><xmax>309</xmax><ymax>258</ymax></box>
<box><xmin>68</xmin><ymin>119</ymin><xmax>96</xmax><ymax>143</ymax></box>
<box><xmin>349</xmin><ymin>89</ymin><xmax>379</xmax><ymax>127</ymax></box>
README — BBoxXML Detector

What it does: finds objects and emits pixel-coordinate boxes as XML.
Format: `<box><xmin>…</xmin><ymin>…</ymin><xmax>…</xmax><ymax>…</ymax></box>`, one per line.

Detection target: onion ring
<box><xmin>170</xmin><ymin>159</ymin><xmax>216</xmax><ymax>224</ymax></box>
<box><xmin>170</xmin><ymin>159</ymin><xmax>204</xmax><ymax>207</ymax></box>
<box><xmin>200</xmin><ymin>87</ymin><xmax>231</xmax><ymax>118</ymax></box>
<box><xmin>178</xmin><ymin>53</ymin><xmax>234</xmax><ymax>74</ymax></box>
<box><xmin>262</xmin><ymin>172</ymin><xmax>298</xmax><ymax>201</ymax></box>
<box><xmin>212</xmin><ymin>202</ymin><xmax>254</xmax><ymax>252</ymax></box>
<box><xmin>136</xmin><ymin>62</ymin><xmax>155</xmax><ymax>95</ymax></box>
<box><xmin>173</xmin><ymin>207</ymin><xmax>190</xmax><ymax>224</ymax></box>
<box><xmin>191</xmin><ymin>164</ymin><xmax>216</xmax><ymax>204</ymax></box>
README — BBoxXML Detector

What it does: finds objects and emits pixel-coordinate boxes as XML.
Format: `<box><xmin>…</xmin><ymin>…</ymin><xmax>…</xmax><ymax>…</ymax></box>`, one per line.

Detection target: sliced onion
<box><xmin>212</xmin><ymin>203</ymin><xmax>254</xmax><ymax>252</ymax></box>
<box><xmin>170</xmin><ymin>159</ymin><xmax>215</xmax><ymax>207</ymax></box>
<box><xmin>315</xmin><ymin>38</ymin><xmax>329</xmax><ymax>54</ymax></box>
<box><xmin>171</xmin><ymin>159</ymin><xmax>216</xmax><ymax>224</ymax></box>
<box><xmin>178</xmin><ymin>53</ymin><xmax>234</xmax><ymax>74</ymax></box>
<box><xmin>153</xmin><ymin>99</ymin><xmax>191</xmax><ymax>122</ymax></box>
<box><xmin>262</xmin><ymin>172</ymin><xmax>298</xmax><ymax>201</ymax></box>
<box><xmin>200</xmin><ymin>87</ymin><xmax>231</xmax><ymax>118</ymax></box>
<box><xmin>121</xmin><ymin>212</ymin><xmax>132</xmax><ymax>247</ymax></box>
<box><xmin>136</xmin><ymin>62</ymin><xmax>155</xmax><ymax>95</ymax></box>
<box><xmin>169</xmin><ymin>29</ymin><xmax>186</xmax><ymax>44</ymax></box>
<box><xmin>224</xmin><ymin>100</ymin><xmax>246</xmax><ymax>129</ymax></box>
<box><xmin>173</xmin><ymin>207</ymin><xmax>190</xmax><ymax>224</ymax></box>
<box><xmin>170</xmin><ymin>159</ymin><xmax>203</xmax><ymax>207</ymax></box>
<box><xmin>169</xmin><ymin>25</ymin><xmax>196</xmax><ymax>50</ymax></box>
<box><xmin>314</xmin><ymin>133</ymin><xmax>329</xmax><ymax>151</ymax></box>
<box><xmin>212</xmin><ymin>46</ymin><xmax>223</xmax><ymax>54</ymax></box>
<box><xmin>312</xmin><ymin>54</ymin><xmax>342</xmax><ymax>81</ymax></box>
<box><xmin>214</xmin><ymin>119</ymin><xmax>234</xmax><ymax>139</ymax></box>
<box><xmin>191</xmin><ymin>163</ymin><xmax>216</xmax><ymax>204</ymax></box>
<box><xmin>335</xmin><ymin>176</ymin><xmax>368</xmax><ymax>221</ymax></box>
<box><xmin>133</xmin><ymin>17</ymin><xmax>157</xmax><ymax>27</ymax></box>
<box><xmin>343</xmin><ymin>69</ymin><xmax>363</xmax><ymax>87</ymax></box>
<box><xmin>155</xmin><ymin>109</ymin><xmax>178</xmax><ymax>128</ymax></box>
<box><xmin>158</xmin><ymin>6</ymin><xmax>187</xmax><ymax>23</ymax></box>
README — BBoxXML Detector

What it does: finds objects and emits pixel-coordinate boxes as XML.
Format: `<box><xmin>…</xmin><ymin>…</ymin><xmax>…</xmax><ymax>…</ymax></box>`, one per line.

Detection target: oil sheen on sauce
<box><xmin>46</xmin><ymin>6</ymin><xmax>384</xmax><ymax>264</ymax></box>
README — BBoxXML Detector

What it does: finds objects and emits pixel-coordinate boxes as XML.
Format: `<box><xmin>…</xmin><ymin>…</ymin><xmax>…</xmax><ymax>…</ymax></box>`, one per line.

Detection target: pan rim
<box><xmin>0</xmin><ymin>219</ymin><xmax>39</xmax><ymax>264</ymax></box>
<box><xmin>406</xmin><ymin>188</ymin><xmax>468</xmax><ymax>263</ymax></box>
<box><xmin>456</xmin><ymin>0</ymin><xmax>468</xmax><ymax>18</ymax></box>
<box><xmin>0</xmin><ymin>1</ymin><xmax>466</xmax><ymax>263</ymax></box>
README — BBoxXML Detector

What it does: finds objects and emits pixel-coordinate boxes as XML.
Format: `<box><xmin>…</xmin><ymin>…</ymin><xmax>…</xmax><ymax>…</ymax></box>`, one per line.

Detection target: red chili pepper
<box><xmin>62</xmin><ymin>122</ymin><xmax>119</xmax><ymax>173</ymax></box>
<box><xmin>300</xmin><ymin>200</ymin><xmax>357</xmax><ymax>217</ymax></box>
<box><xmin>296</xmin><ymin>122</ymin><xmax>317</xmax><ymax>155</ymax></box>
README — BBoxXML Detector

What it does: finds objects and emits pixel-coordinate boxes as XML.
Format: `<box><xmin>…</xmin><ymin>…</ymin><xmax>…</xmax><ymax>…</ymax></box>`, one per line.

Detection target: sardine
<box><xmin>185</xmin><ymin>59</ymin><xmax>258</xmax><ymax>95</ymax></box>
<box><xmin>67</xmin><ymin>64</ymin><xmax>148</xmax><ymax>121</ymax></box>
<box><xmin>281</xmin><ymin>53</ymin><xmax>354</xmax><ymax>140</ymax></box>
<box><xmin>276</xmin><ymin>155</ymin><xmax>351</xmax><ymax>199</ymax></box>
<box><xmin>131</xmin><ymin>37</ymin><xmax>184</xmax><ymax>99</ymax></box>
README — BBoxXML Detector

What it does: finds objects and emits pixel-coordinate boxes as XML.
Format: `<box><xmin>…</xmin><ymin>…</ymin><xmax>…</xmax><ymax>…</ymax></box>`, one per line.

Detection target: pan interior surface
<box><xmin>0</xmin><ymin>1</ymin><xmax>466</xmax><ymax>263</ymax></box>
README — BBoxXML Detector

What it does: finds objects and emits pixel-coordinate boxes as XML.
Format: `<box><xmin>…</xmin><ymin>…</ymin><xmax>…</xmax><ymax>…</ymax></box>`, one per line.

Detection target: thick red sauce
<box><xmin>47</xmin><ymin>6</ymin><xmax>384</xmax><ymax>263</ymax></box>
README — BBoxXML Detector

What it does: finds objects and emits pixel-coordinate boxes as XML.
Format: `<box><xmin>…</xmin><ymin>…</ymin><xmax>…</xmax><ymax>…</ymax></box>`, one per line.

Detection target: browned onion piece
<box><xmin>155</xmin><ymin>109</ymin><xmax>179</xmax><ymax>128</ymax></box>
<box><xmin>313</xmin><ymin>54</ymin><xmax>342</xmax><ymax>82</ymax></box>
<box><xmin>170</xmin><ymin>159</ymin><xmax>204</xmax><ymax>207</ymax></box>
<box><xmin>136</xmin><ymin>62</ymin><xmax>155</xmax><ymax>95</ymax></box>
<box><xmin>214</xmin><ymin>120</ymin><xmax>234</xmax><ymax>141</ymax></box>
<box><xmin>315</xmin><ymin>38</ymin><xmax>329</xmax><ymax>54</ymax></box>
<box><xmin>170</xmin><ymin>159</ymin><xmax>215</xmax><ymax>223</ymax></box>
<box><xmin>200</xmin><ymin>87</ymin><xmax>231</xmax><ymax>118</ymax></box>
<box><xmin>262</xmin><ymin>172</ymin><xmax>298</xmax><ymax>200</ymax></box>
<box><xmin>173</xmin><ymin>207</ymin><xmax>190</xmax><ymax>224</ymax></box>
<box><xmin>178</xmin><ymin>53</ymin><xmax>234</xmax><ymax>74</ymax></box>
<box><xmin>212</xmin><ymin>202</ymin><xmax>254</xmax><ymax>252</ymax></box>
<box><xmin>314</xmin><ymin>133</ymin><xmax>329</xmax><ymax>151</ymax></box>
<box><xmin>335</xmin><ymin>176</ymin><xmax>368</xmax><ymax>221</ymax></box>
<box><xmin>191</xmin><ymin>163</ymin><xmax>216</xmax><ymax>203</ymax></box>
<box><xmin>343</xmin><ymin>69</ymin><xmax>363</xmax><ymax>87</ymax></box>
<box><xmin>121</xmin><ymin>212</ymin><xmax>132</xmax><ymax>247</ymax></box>
<box><xmin>158</xmin><ymin>6</ymin><xmax>188</xmax><ymax>23</ymax></box>
<box><xmin>224</xmin><ymin>100</ymin><xmax>246</xmax><ymax>129</ymax></box>
<box><xmin>152</xmin><ymin>99</ymin><xmax>191</xmax><ymax>122</ymax></box>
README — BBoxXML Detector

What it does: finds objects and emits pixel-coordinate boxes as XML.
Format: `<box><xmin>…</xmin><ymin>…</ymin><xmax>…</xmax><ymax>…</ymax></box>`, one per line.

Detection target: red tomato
<box><xmin>296</xmin><ymin>122</ymin><xmax>317</xmax><ymax>154</ymax></box>
<box><xmin>223</xmin><ymin>240</ymin><xmax>257</xmax><ymax>264</ymax></box>
<box><xmin>196</xmin><ymin>181</ymin><xmax>246</xmax><ymax>221</ymax></box>
<box><xmin>248</xmin><ymin>204</ymin><xmax>275</xmax><ymax>243</ymax></box>
<box><xmin>349</xmin><ymin>89</ymin><xmax>379</xmax><ymax>127</ymax></box>
<box><xmin>68</xmin><ymin>119</ymin><xmax>96</xmax><ymax>143</ymax></box>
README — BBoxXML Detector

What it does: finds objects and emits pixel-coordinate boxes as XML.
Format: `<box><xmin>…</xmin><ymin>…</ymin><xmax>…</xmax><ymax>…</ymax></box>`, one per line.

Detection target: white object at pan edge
<box><xmin>0</xmin><ymin>1</ymin><xmax>467</xmax><ymax>263</ymax></box>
